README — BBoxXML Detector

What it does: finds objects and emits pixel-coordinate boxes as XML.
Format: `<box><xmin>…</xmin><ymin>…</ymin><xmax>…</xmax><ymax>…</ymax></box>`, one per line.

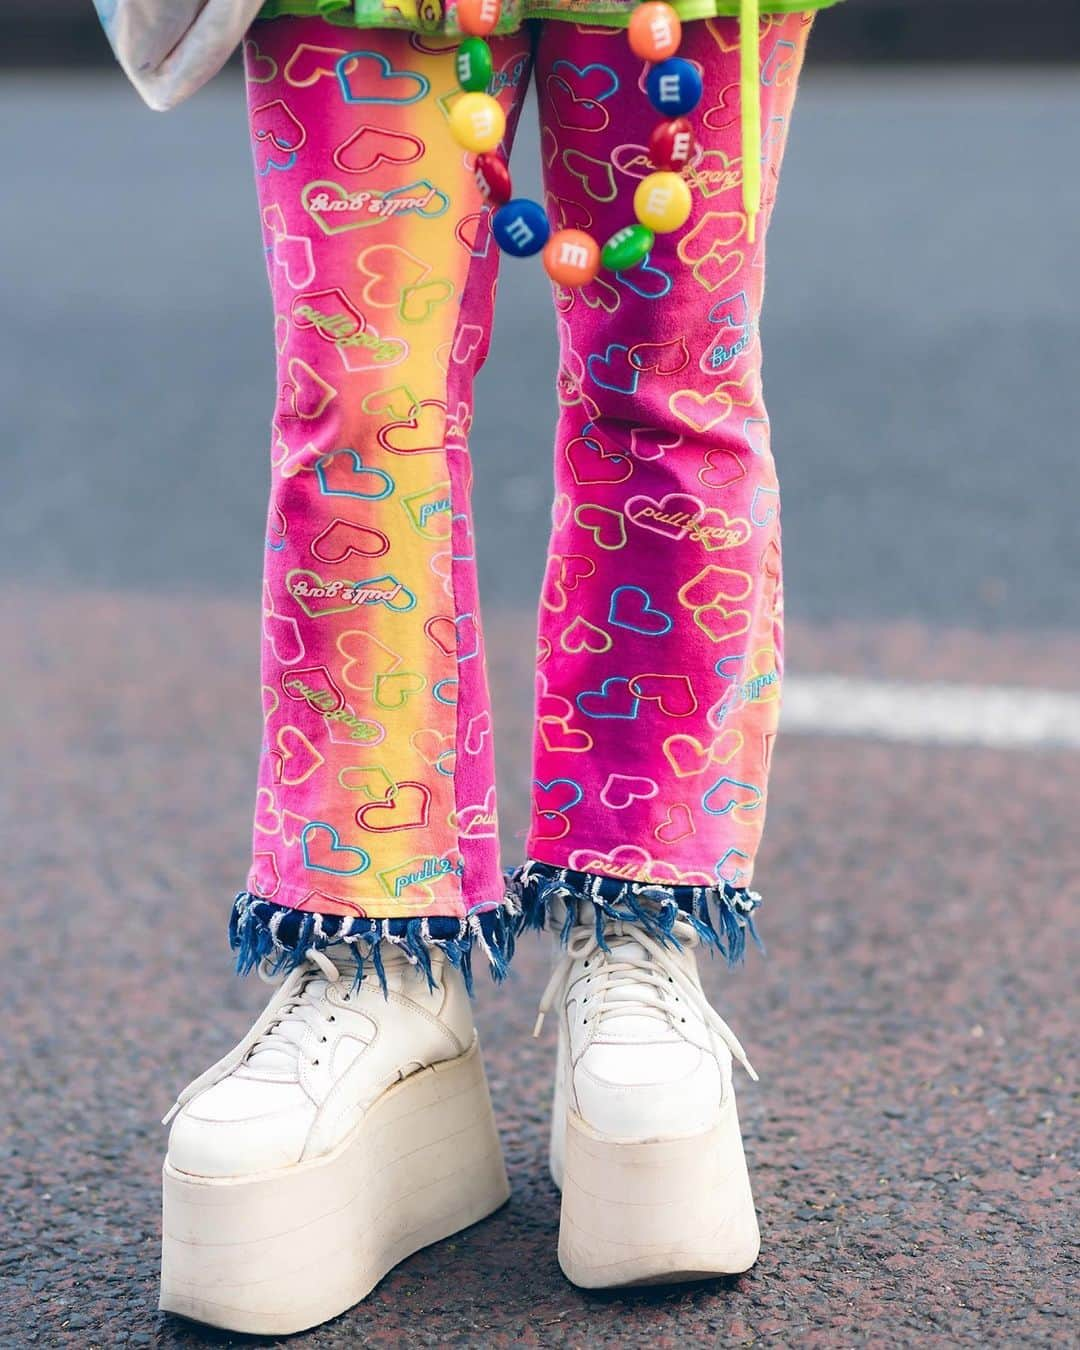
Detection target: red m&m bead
<box><xmin>474</xmin><ymin>152</ymin><xmax>512</xmax><ymax>204</ymax></box>
<box><xmin>648</xmin><ymin>117</ymin><xmax>695</xmax><ymax>171</ymax></box>
<box><xmin>457</xmin><ymin>0</ymin><xmax>502</xmax><ymax>36</ymax></box>
<box><xmin>627</xmin><ymin>2</ymin><xmax>682</xmax><ymax>62</ymax></box>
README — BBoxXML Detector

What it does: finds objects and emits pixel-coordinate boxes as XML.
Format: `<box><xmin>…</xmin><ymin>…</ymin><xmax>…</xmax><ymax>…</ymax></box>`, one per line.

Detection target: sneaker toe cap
<box><xmin>167</xmin><ymin>1077</ymin><xmax>314</xmax><ymax>1178</ymax></box>
<box><xmin>574</xmin><ymin>1044</ymin><xmax>724</xmax><ymax>1139</ymax></box>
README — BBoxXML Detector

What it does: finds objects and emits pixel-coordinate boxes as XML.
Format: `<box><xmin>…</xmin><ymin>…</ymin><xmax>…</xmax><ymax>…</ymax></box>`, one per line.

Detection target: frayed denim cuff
<box><xmin>229</xmin><ymin>892</ymin><xmax>520</xmax><ymax>995</ymax></box>
<box><xmin>506</xmin><ymin>859</ymin><xmax>763</xmax><ymax>967</ymax></box>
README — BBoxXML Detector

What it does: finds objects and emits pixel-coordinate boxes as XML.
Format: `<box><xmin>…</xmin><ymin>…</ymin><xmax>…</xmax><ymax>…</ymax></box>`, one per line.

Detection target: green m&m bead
<box><xmin>456</xmin><ymin>37</ymin><xmax>493</xmax><ymax>92</ymax></box>
<box><xmin>600</xmin><ymin>223</ymin><xmax>655</xmax><ymax>272</ymax></box>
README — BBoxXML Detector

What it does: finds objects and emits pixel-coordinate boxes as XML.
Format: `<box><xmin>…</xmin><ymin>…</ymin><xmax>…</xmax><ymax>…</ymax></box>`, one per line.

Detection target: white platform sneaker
<box><xmin>159</xmin><ymin>945</ymin><xmax>509</xmax><ymax>1335</ymax></box>
<box><xmin>535</xmin><ymin>917</ymin><xmax>761</xmax><ymax>1288</ymax></box>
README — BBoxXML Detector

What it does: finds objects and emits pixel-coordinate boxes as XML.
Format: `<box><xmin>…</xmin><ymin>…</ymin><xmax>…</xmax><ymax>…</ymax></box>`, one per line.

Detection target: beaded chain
<box><xmin>447</xmin><ymin>0</ymin><xmax>703</xmax><ymax>288</ymax></box>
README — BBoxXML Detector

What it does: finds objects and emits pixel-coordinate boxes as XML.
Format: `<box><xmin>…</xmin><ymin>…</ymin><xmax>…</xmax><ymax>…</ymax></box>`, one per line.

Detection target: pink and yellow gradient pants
<box><xmin>237</xmin><ymin>13</ymin><xmax>810</xmax><ymax>972</ymax></box>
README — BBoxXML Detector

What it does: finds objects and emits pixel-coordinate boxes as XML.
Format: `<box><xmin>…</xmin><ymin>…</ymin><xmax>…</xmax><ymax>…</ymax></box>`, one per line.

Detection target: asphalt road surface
<box><xmin>1</xmin><ymin>67</ymin><xmax>1077</xmax><ymax>1347</ymax></box>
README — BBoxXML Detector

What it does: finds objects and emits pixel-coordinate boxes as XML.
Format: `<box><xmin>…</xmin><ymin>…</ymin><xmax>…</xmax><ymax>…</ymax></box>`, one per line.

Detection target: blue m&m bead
<box><xmin>491</xmin><ymin>197</ymin><xmax>550</xmax><ymax>257</ymax></box>
<box><xmin>646</xmin><ymin>57</ymin><xmax>703</xmax><ymax>118</ymax></box>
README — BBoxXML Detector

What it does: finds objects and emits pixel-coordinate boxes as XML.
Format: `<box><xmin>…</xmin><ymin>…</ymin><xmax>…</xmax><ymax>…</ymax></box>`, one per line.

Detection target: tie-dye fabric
<box><xmin>235</xmin><ymin>13</ymin><xmax>809</xmax><ymax>981</ymax></box>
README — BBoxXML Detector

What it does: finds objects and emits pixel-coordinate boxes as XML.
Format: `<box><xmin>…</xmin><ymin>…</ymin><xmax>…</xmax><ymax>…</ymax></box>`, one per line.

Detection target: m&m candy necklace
<box><xmin>449</xmin><ymin>0</ymin><xmax>759</xmax><ymax>289</ymax></box>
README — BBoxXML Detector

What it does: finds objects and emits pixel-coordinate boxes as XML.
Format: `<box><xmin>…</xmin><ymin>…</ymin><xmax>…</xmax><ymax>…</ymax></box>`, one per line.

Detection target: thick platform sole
<box><xmin>159</xmin><ymin>1036</ymin><xmax>509</xmax><ymax>1335</ymax></box>
<box><xmin>557</xmin><ymin>1091</ymin><xmax>760</xmax><ymax>1288</ymax></box>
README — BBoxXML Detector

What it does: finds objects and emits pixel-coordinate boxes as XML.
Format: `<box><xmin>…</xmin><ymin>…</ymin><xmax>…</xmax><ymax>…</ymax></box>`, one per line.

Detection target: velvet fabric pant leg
<box><xmin>234</xmin><ymin>17</ymin><xmax>533</xmax><ymax>983</ymax></box>
<box><xmin>511</xmin><ymin>15</ymin><xmax>812</xmax><ymax>954</ymax></box>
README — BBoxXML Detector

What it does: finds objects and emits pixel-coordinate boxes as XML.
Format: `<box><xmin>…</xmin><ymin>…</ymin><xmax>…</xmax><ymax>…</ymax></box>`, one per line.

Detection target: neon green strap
<box><xmin>740</xmin><ymin>0</ymin><xmax>760</xmax><ymax>243</ymax></box>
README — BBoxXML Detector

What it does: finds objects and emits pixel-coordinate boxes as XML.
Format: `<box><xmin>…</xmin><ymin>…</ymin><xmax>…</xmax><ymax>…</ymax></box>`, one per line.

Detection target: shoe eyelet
<box><xmin>328</xmin><ymin>1015</ymin><xmax>336</xmax><ymax>1022</ymax></box>
<box><xmin>312</xmin><ymin>1059</ymin><xmax>320</xmax><ymax>1066</ymax></box>
<box><xmin>320</xmin><ymin>1036</ymin><xmax>327</xmax><ymax>1043</ymax></box>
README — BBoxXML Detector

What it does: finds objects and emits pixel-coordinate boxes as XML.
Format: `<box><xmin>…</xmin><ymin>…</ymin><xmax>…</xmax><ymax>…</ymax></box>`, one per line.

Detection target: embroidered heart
<box><xmin>564</xmin><ymin>434</ymin><xmax>632</xmax><ymax>485</ymax></box>
<box><xmin>608</xmin><ymin>585</ymin><xmax>672</xmax><ymax>636</ymax></box>
<box><xmin>337</xmin><ymin>630</ymin><xmax>402</xmax><ymax>690</ymax></box>
<box><xmin>577</xmin><ymin>677</ymin><xmax>639</xmax><ymax>719</ymax></box>
<box><xmin>248</xmin><ymin>851</ymin><xmax>282</xmax><ymax>897</ymax></box>
<box><xmin>310</xmin><ymin>519</ymin><xmax>388</xmax><ymax>564</ymax></box>
<box><xmin>560</xmin><ymin>616</ymin><xmax>613</xmax><ymax>655</ymax></box>
<box><xmin>316</xmin><ymin>449</ymin><xmax>393</xmax><ymax>500</ymax></box>
<box><xmin>400</xmin><ymin>278</ymin><xmax>453</xmax><ymax>324</ymax></box>
<box><xmin>333</xmin><ymin>125</ymin><xmax>423</xmax><ymax>174</ymax></box>
<box><xmin>542</xmin><ymin>553</ymin><xmax>596</xmax><ymax>610</ymax></box>
<box><xmin>702</xmin><ymin>776</ymin><xmax>763</xmax><ymax>817</ymax></box>
<box><xmin>284</xmin><ymin>44</ymin><xmax>353</xmax><ymax>88</ymax></box>
<box><xmin>264</xmin><ymin>612</ymin><xmax>304</xmax><ymax>665</ymax></box>
<box><xmin>563</xmin><ymin>149</ymin><xmax>617</xmax><ymax>203</ymax></box>
<box><xmin>356</xmin><ymin>782</ymin><xmax>431</xmax><ymax>831</ymax></box>
<box><xmin>546</xmin><ymin>76</ymin><xmax>609</xmax><ymax>134</ymax></box>
<box><xmin>656</xmin><ymin>802</ymin><xmax>695</xmax><ymax>844</ymax></box>
<box><xmin>574</xmin><ymin>503</ymin><xmax>626</xmax><ymax>550</ymax></box>
<box><xmin>669</xmin><ymin>388</ymin><xmax>734</xmax><ymax>433</ymax></box>
<box><xmin>279</xmin><ymin>358</ymin><xmax>334</xmax><ymax>420</ymax></box>
<box><xmin>465</xmin><ymin>711</ymin><xmax>492</xmax><ymax>754</ymax></box>
<box><xmin>455</xmin><ymin>211</ymin><xmax>492</xmax><ymax>259</ymax></box>
<box><xmin>537</xmin><ymin>716</ymin><xmax>594</xmax><ymax>754</ymax></box>
<box><xmin>630</xmin><ymin>674</ymin><xmax>698</xmax><ymax>717</ymax></box>
<box><xmin>373</xmin><ymin>670</ymin><xmax>426</xmax><ymax>709</ymax></box>
<box><xmin>626</xmin><ymin>491</ymin><xmax>704</xmax><ymax>541</ymax></box>
<box><xmin>702</xmin><ymin>80</ymin><xmax>741</xmax><ymax>131</ymax></box>
<box><xmin>533</xmin><ymin>778</ymin><xmax>584</xmax><ymax>816</ymax></box>
<box><xmin>301</xmin><ymin>822</ymin><xmax>370</xmax><ymax>875</ymax></box>
<box><xmin>694</xmin><ymin>602</ymin><xmax>751</xmax><ymax>644</ymax></box>
<box><xmin>550</xmin><ymin>59</ymin><xmax>619</xmax><ymax>102</ymax></box>
<box><xmin>250</xmin><ymin>99</ymin><xmax>305</xmax><ymax>153</ymax></box>
<box><xmin>629</xmin><ymin>338</ymin><xmax>690</xmax><ymax>375</ymax></box>
<box><xmin>411</xmin><ymin>728</ymin><xmax>455</xmax><ymax>768</ymax></box>
<box><xmin>587</xmin><ymin>344</ymin><xmax>639</xmax><ymax>395</ymax></box>
<box><xmin>700</xmin><ymin>447</ymin><xmax>746</xmax><ymax>489</ymax></box>
<box><xmin>338</xmin><ymin>765</ymin><xmax>394</xmax><ymax>798</ymax></box>
<box><xmin>254</xmin><ymin>787</ymin><xmax>281</xmax><ymax>835</ymax></box>
<box><xmin>243</xmin><ymin>40</ymin><xmax>278</xmax><ymax>84</ymax></box>
<box><xmin>600</xmin><ymin>773</ymin><xmax>658</xmax><ymax>810</ymax></box>
<box><xmin>377</xmin><ymin>399</ymin><xmax>445</xmax><ymax>453</ymax></box>
<box><xmin>629</xmin><ymin>428</ymin><xmax>681</xmax><ymax>460</ymax></box>
<box><xmin>356</xmin><ymin>243</ymin><xmax>428</xmax><ymax>308</ymax></box>
<box><xmin>276</xmin><ymin>726</ymin><xmax>325</xmax><ymax>785</ymax></box>
<box><xmin>452</xmin><ymin>323</ymin><xmax>485</xmax><ymax>365</ymax></box>
<box><xmin>679</xmin><ymin>564</ymin><xmax>753</xmax><ymax>608</ymax></box>
<box><xmin>337</xmin><ymin>51</ymin><xmax>430</xmax><ymax>105</ymax></box>
<box><xmin>615</xmin><ymin>253</ymin><xmax>673</xmax><ymax>301</ymax></box>
<box><xmin>424</xmin><ymin>615</ymin><xmax>457</xmax><ymax>656</ymax></box>
<box><xmin>360</xmin><ymin>383</ymin><xmax>421</xmax><ymax>419</ymax></box>
<box><xmin>662</xmin><ymin>729</ymin><xmax>743</xmax><ymax>778</ymax></box>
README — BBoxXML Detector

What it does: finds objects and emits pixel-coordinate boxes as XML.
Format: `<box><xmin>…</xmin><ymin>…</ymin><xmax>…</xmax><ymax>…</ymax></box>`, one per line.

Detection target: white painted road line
<box><xmin>781</xmin><ymin>676</ymin><xmax>1080</xmax><ymax>750</ymax></box>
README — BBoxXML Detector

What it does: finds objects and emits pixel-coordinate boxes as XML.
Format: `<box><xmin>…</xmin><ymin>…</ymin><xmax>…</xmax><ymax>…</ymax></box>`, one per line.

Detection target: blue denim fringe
<box><xmin>507</xmin><ymin>859</ymin><xmax>763</xmax><ymax>967</ymax></box>
<box><xmin>229</xmin><ymin>892</ymin><xmax>519</xmax><ymax>996</ymax></box>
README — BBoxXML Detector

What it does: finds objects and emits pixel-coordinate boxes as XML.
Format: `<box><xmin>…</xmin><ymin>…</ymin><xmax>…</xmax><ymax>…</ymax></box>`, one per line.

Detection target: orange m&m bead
<box><xmin>542</xmin><ymin>229</ymin><xmax>601</xmax><ymax>287</ymax></box>
<box><xmin>627</xmin><ymin>2</ymin><xmax>682</xmax><ymax>62</ymax></box>
<box><xmin>457</xmin><ymin>0</ymin><xmax>502</xmax><ymax>37</ymax></box>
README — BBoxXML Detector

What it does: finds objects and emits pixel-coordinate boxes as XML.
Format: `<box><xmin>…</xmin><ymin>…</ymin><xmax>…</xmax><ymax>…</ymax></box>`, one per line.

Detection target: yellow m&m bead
<box><xmin>449</xmin><ymin>92</ymin><xmax>506</xmax><ymax>152</ymax></box>
<box><xmin>633</xmin><ymin>171</ymin><xmax>692</xmax><ymax>233</ymax></box>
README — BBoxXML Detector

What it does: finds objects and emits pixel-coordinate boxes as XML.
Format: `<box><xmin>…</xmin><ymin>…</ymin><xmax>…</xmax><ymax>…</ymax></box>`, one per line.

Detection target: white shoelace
<box><xmin>163</xmin><ymin>947</ymin><xmax>352</xmax><ymax>1125</ymax></box>
<box><xmin>533</xmin><ymin>921</ymin><xmax>758</xmax><ymax>1082</ymax></box>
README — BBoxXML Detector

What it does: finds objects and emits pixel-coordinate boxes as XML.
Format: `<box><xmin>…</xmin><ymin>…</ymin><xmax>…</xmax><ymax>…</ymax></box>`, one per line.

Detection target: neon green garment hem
<box><xmin>256</xmin><ymin>0</ymin><xmax>843</xmax><ymax>39</ymax></box>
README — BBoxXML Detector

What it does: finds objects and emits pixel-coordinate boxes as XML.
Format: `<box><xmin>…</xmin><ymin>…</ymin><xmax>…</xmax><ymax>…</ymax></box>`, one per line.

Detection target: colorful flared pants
<box><xmin>233</xmin><ymin>12</ymin><xmax>811</xmax><ymax>984</ymax></box>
